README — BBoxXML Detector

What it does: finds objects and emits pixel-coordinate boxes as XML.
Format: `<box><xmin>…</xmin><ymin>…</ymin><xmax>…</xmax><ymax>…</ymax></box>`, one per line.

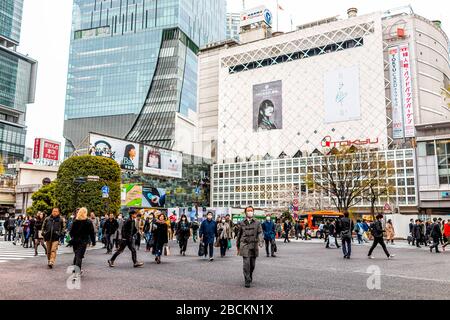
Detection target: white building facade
<box><xmin>199</xmin><ymin>7</ymin><xmax>449</xmax><ymax>218</ymax></box>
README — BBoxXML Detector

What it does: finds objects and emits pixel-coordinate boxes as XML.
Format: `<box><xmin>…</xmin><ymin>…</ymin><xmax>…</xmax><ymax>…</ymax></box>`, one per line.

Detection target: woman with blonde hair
<box><xmin>69</xmin><ymin>207</ymin><xmax>96</xmax><ymax>276</ymax></box>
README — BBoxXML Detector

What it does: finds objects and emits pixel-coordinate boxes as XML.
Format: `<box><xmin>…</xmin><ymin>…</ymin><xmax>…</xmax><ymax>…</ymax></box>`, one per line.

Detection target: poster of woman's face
<box><xmin>253</xmin><ymin>80</ymin><xmax>283</xmax><ymax>132</ymax></box>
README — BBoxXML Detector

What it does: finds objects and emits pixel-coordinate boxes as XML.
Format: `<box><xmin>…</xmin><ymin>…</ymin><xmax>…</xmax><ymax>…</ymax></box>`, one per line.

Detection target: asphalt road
<box><xmin>0</xmin><ymin>239</ymin><xmax>449</xmax><ymax>300</ymax></box>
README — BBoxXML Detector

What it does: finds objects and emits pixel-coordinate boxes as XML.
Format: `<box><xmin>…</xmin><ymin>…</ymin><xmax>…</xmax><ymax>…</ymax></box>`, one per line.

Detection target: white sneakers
<box><xmin>368</xmin><ymin>254</ymin><xmax>396</xmax><ymax>260</ymax></box>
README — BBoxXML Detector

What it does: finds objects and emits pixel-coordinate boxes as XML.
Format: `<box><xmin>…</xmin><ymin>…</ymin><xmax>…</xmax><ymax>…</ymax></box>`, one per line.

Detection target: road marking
<box><xmin>354</xmin><ymin>270</ymin><xmax>450</xmax><ymax>284</ymax></box>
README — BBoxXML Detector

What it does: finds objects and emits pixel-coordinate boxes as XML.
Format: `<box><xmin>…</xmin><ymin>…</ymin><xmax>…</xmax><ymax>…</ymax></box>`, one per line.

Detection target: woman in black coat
<box><xmin>69</xmin><ymin>207</ymin><xmax>96</xmax><ymax>275</ymax></box>
<box><xmin>153</xmin><ymin>213</ymin><xmax>168</xmax><ymax>264</ymax></box>
<box><xmin>176</xmin><ymin>214</ymin><xmax>191</xmax><ymax>256</ymax></box>
<box><xmin>33</xmin><ymin>212</ymin><xmax>47</xmax><ymax>256</ymax></box>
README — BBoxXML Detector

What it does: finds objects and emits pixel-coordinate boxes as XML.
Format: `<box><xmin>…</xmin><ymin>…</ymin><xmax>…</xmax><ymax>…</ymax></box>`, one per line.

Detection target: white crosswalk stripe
<box><xmin>0</xmin><ymin>240</ymin><xmax>98</xmax><ymax>263</ymax></box>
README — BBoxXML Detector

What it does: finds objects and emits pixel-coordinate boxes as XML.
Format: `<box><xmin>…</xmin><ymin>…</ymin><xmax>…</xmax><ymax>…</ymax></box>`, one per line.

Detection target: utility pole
<box><xmin>276</xmin><ymin>0</ymin><xmax>279</xmax><ymax>32</ymax></box>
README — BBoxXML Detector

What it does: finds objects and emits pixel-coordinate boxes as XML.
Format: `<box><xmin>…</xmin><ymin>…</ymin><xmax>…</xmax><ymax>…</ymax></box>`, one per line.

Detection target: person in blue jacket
<box><xmin>261</xmin><ymin>215</ymin><xmax>276</xmax><ymax>257</ymax></box>
<box><xmin>199</xmin><ymin>212</ymin><xmax>218</xmax><ymax>261</ymax></box>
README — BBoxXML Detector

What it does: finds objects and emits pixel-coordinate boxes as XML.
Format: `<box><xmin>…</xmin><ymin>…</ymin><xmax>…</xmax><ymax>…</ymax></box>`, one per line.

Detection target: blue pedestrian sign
<box><xmin>102</xmin><ymin>186</ymin><xmax>109</xmax><ymax>198</ymax></box>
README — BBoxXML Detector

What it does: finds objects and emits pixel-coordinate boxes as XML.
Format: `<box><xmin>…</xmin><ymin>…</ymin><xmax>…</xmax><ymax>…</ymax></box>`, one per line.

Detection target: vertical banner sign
<box><xmin>33</xmin><ymin>138</ymin><xmax>41</xmax><ymax>159</ymax></box>
<box><xmin>389</xmin><ymin>47</ymin><xmax>405</xmax><ymax>139</ymax></box>
<box><xmin>399</xmin><ymin>44</ymin><xmax>415</xmax><ymax>137</ymax></box>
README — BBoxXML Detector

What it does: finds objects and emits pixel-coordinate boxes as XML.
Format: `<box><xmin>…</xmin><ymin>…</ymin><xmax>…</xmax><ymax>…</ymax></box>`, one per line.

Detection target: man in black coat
<box><xmin>413</xmin><ymin>220</ymin><xmax>422</xmax><ymax>248</ymax></box>
<box><xmin>408</xmin><ymin>219</ymin><xmax>415</xmax><ymax>245</ymax></box>
<box><xmin>283</xmin><ymin>220</ymin><xmax>291</xmax><ymax>243</ymax></box>
<box><xmin>108</xmin><ymin>210</ymin><xmax>143</xmax><ymax>268</ymax></box>
<box><xmin>429</xmin><ymin>218</ymin><xmax>442</xmax><ymax>253</ymax></box>
<box><xmin>4</xmin><ymin>215</ymin><xmax>15</xmax><ymax>241</ymax></box>
<box><xmin>368</xmin><ymin>214</ymin><xmax>394</xmax><ymax>259</ymax></box>
<box><xmin>339</xmin><ymin>213</ymin><xmax>354</xmax><ymax>259</ymax></box>
<box><xmin>103</xmin><ymin>214</ymin><xmax>119</xmax><ymax>254</ymax></box>
<box><xmin>42</xmin><ymin>208</ymin><xmax>66</xmax><ymax>268</ymax></box>
<box><xmin>326</xmin><ymin>220</ymin><xmax>340</xmax><ymax>248</ymax></box>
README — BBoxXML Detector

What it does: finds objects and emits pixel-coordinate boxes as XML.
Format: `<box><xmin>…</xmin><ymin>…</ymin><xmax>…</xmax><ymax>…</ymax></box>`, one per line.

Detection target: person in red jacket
<box><xmin>442</xmin><ymin>219</ymin><xmax>450</xmax><ymax>251</ymax></box>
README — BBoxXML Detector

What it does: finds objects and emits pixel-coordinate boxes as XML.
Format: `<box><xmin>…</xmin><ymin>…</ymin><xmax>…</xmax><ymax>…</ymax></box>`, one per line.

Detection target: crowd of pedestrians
<box><xmin>2</xmin><ymin>207</ymin><xmax>449</xmax><ymax>288</ymax></box>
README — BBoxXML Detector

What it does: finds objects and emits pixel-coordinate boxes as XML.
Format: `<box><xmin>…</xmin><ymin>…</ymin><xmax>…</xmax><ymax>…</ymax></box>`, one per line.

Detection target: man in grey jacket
<box><xmin>236</xmin><ymin>206</ymin><xmax>263</xmax><ymax>288</ymax></box>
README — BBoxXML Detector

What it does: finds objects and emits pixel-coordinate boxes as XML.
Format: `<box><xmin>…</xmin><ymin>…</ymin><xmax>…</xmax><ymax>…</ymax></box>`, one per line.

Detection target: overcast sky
<box><xmin>20</xmin><ymin>0</ymin><xmax>449</xmax><ymax>150</ymax></box>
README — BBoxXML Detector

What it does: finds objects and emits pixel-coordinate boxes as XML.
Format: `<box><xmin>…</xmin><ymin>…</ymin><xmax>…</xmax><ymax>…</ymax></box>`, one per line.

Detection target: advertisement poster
<box><xmin>324</xmin><ymin>66</ymin><xmax>361</xmax><ymax>123</ymax></box>
<box><xmin>143</xmin><ymin>145</ymin><xmax>183</xmax><ymax>178</ymax></box>
<box><xmin>121</xmin><ymin>184</ymin><xmax>142</xmax><ymax>207</ymax></box>
<box><xmin>43</xmin><ymin>141</ymin><xmax>60</xmax><ymax>161</ymax></box>
<box><xmin>253</xmin><ymin>80</ymin><xmax>283</xmax><ymax>132</ymax></box>
<box><xmin>399</xmin><ymin>44</ymin><xmax>415</xmax><ymax>137</ymax></box>
<box><xmin>33</xmin><ymin>138</ymin><xmax>61</xmax><ymax>161</ymax></box>
<box><xmin>389</xmin><ymin>47</ymin><xmax>405</xmax><ymax>139</ymax></box>
<box><xmin>142</xmin><ymin>187</ymin><xmax>166</xmax><ymax>208</ymax></box>
<box><xmin>89</xmin><ymin>133</ymin><xmax>140</xmax><ymax>171</ymax></box>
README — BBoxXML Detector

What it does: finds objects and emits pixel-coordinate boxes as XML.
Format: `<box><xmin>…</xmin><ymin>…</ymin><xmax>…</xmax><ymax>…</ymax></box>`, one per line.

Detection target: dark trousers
<box><xmin>179</xmin><ymin>237</ymin><xmax>188</xmax><ymax>253</ymax></box>
<box><xmin>342</xmin><ymin>236</ymin><xmax>351</xmax><ymax>257</ymax></box>
<box><xmin>204</xmin><ymin>242</ymin><xmax>214</xmax><ymax>258</ymax></box>
<box><xmin>72</xmin><ymin>243</ymin><xmax>87</xmax><ymax>270</ymax></box>
<box><xmin>243</xmin><ymin>251</ymin><xmax>256</xmax><ymax>284</ymax></box>
<box><xmin>284</xmin><ymin>231</ymin><xmax>290</xmax><ymax>243</ymax></box>
<box><xmin>105</xmin><ymin>234</ymin><xmax>113</xmax><ymax>253</ymax></box>
<box><xmin>265</xmin><ymin>239</ymin><xmax>275</xmax><ymax>256</ymax></box>
<box><xmin>34</xmin><ymin>239</ymin><xmax>47</xmax><ymax>255</ymax></box>
<box><xmin>5</xmin><ymin>230</ymin><xmax>13</xmax><ymax>241</ymax></box>
<box><xmin>219</xmin><ymin>238</ymin><xmax>228</xmax><ymax>257</ymax></box>
<box><xmin>368</xmin><ymin>237</ymin><xmax>390</xmax><ymax>257</ymax></box>
<box><xmin>430</xmin><ymin>237</ymin><xmax>440</xmax><ymax>252</ymax></box>
<box><xmin>110</xmin><ymin>239</ymin><xmax>137</xmax><ymax>264</ymax></box>
<box><xmin>135</xmin><ymin>233</ymin><xmax>141</xmax><ymax>249</ymax></box>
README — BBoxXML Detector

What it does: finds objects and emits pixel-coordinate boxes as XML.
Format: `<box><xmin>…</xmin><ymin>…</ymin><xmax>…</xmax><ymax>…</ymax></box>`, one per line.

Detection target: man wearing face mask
<box><xmin>236</xmin><ymin>206</ymin><xmax>264</xmax><ymax>288</ymax></box>
<box><xmin>261</xmin><ymin>215</ymin><xmax>276</xmax><ymax>257</ymax></box>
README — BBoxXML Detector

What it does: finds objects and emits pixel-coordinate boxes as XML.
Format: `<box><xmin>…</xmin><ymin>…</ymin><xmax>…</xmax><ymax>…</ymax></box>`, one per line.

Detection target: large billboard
<box><xmin>253</xmin><ymin>80</ymin><xmax>283</xmax><ymax>132</ymax></box>
<box><xmin>399</xmin><ymin>44</ymin><xmax>415</xmax><ymax>137</ymax></box>
<box><xmin>240</xmin><ymin>6</ymin><xmax>272</xmax><ymax>27</ymax></box>
<box><xmin>142</xmin><ymin>145</ymin><xmax>182</xmax><ymax>178</ymax></box>
<box><xmin>142</xmin><ymin>187</ymin><xmax>166</xmax><ymax>208</ymax></box>
<box><xmin>121</xmin><ymin>184</ymin><xmax>142</xmax><ymax>207</ymax></box>
<box><xmin>33</xmin><ymin>138</ymin><xmax>61</xmax><ymax>163</ymax></box>
<box><xmin>324</xmin><ymin>66</ymin><xmax>361</xmax><ymax>123</ymax></box>
<box><xmin>89</xmin><ymin>133</ymin><xmax>140</xmax><ymax>171</ymax></box>
<box><xmin>389</xmin><ymin>47</ymin><xmax>405</xmax><ymax>139</ymax></box>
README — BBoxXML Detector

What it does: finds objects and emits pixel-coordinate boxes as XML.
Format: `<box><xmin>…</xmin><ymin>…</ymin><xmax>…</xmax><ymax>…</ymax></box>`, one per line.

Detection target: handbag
<box><xmin>214</xmin><ymin>239</ymin><xmax>220</xmax><ymax>247</ymax></box>
<box><xmin>273</xmin><ymin>240</ymin><xmax>277</xmax><ymax>252</ymax></box>
<box><xmin>328</xmin><ymin>235</ymin><xmax>336</xmax><ymax>247</ymax></box>
<box><xmin>227</xmin><ymin>239</ymin><xmax>232</xmax><ymax>249</ymax></box>
<box><xmin>198</xmin><ymin>242</ymin><xmax>205</xmax><ymax>256</ymax></box>
<box><xmin>163</xmin><ymin>245</ymin><xmax>170</xmax><ymax>256</ymax></box>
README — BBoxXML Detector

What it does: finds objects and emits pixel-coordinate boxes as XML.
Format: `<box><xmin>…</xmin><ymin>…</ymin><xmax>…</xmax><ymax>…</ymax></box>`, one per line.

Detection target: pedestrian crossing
<box><xmin>0</xmin><ymin>240</ymin><xmax>96</xmax><ymax>264</ymax></box>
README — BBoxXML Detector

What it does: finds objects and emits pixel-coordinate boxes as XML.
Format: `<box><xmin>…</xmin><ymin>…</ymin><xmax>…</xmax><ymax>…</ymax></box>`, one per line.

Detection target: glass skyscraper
<box><xmin>64</xmin><ymin>0</ymin><xmax>226</xmax><ymax>156</ymax></box>
<box><xmin>0</xmin><ymin>0</ymin><xmax>37</xmax><ymax>165</ymax></box>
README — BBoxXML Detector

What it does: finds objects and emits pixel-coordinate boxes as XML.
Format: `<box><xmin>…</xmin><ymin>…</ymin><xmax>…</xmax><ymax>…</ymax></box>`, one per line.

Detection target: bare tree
<box><xmin>306</xmin><ymin>147</ymin><xmax>393</xmax><ymax>215</ymax></box>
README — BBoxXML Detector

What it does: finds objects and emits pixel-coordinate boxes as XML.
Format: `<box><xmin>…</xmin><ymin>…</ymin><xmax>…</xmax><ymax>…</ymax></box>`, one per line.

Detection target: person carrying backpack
<box><xmin>368</xmin><ymin>214</ymin><xmax>395</xmax><ymax>260</ymax></box>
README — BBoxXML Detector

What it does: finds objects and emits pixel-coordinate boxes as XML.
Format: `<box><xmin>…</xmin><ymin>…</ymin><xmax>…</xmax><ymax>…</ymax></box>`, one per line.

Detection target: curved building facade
<box><xmin>64</xmin><ymin>0</ymin><xmax>226</xmax><ymax>157</ymax></box>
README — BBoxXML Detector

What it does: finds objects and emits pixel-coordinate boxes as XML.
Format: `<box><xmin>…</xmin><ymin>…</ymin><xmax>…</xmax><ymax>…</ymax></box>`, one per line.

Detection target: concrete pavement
<box><xmin>0</xmin><ymin>239</ymin><xmax>448</xmax><ymax>300</ymax></box>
